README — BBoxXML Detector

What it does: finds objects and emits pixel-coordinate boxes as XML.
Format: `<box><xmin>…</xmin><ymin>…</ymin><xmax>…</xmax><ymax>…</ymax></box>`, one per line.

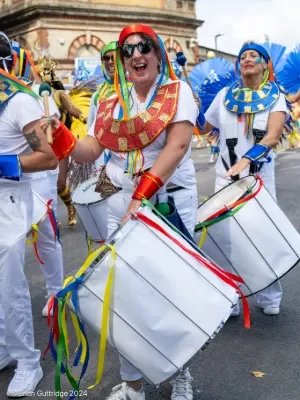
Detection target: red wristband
<box><xmin>132</xmin><ymin>172</ymin><xmax>163</xmax><ymax>201</ymax></box>
<box><xmin>51</xmin><ymin>122</ymin><xmax>77</xmax><ymax>161</ymax></box>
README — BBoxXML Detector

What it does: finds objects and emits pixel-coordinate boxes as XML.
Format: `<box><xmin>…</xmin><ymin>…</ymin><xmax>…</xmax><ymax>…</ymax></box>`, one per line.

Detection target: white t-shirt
<box><xmin>205</xmin><ymin>87</ymin><xmax>288</xmax><ymax>188</ymax></box>
<box><xmin>0</xmin><ymin>91</ymin><xmax>59</xmax><ymax>183</ymax></box>
<box><xmin>89</xmin><ymin>79</ymin><xmax>198</xmax><ymax>189</ymax></box>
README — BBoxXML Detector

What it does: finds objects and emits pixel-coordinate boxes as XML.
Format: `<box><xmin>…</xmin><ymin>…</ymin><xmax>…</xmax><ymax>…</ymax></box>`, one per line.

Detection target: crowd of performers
<box><xmin>0</xmin><ymin>23</ymin><xmax>300</xmax><ymax>400</ymax></box>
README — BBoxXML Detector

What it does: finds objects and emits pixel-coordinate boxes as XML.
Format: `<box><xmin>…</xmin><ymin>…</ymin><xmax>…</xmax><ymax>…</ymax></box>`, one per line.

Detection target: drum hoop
<box><xmin>197</xmin><ymin>175</ymin><xmax>258</xmax><ymax>221</ymax></box>
<box><xmin>73</xmin><ymin>198</ymin><xmax>105</xmax><ymax>207</ymax></box>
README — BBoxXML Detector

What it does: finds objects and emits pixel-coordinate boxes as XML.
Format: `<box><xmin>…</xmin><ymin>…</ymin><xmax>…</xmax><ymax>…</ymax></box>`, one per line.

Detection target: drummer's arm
<box><xmin>40</xmin><ymin>116</ymin><xmax>104</xmax><ymax>163</ymax></box>
<box><xmin>148</xmin><ymin>120</ymin><xmax>193</xmax><ymax>182</ymax></box>
<box><xmin>260</xmin><ymin>111</ymin><xmax>286</xmax><ymax>148</ymax></box>
<box><xmin>20</xmin><ymin>120</ymin><xmax>58</xmax><ymax>172</ymax></box>
<box><xmin>71</xmin><ymin>136</ymin><xmax>104</xmax><ymax>163</ymax></box>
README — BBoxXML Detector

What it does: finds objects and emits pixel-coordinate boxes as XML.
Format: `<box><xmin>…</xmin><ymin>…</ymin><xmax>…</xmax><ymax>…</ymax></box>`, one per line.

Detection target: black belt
<box><xmin>221</xmin><ymin>138</ymin><xmax>239</xmax><ymax>181</ymax></box>
<box><xmin>166</xmin><ymin>186</ymin><xmax>185</xmax><ymax>193</ymax></box>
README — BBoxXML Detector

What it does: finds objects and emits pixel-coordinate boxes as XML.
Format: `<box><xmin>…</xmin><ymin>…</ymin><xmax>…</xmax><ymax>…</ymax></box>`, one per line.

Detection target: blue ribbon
<box><xmin>0</xmin><ymin>155</ymin><xmax>22</xmax><ymax>181</ymax></box>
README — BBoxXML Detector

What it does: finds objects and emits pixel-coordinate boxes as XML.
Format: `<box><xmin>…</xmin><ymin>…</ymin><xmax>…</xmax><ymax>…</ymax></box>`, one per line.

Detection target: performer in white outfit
<box><xmin>0</xmin><ymin>32</ymin><xmax>57</xmax><ymax>397</ymax></box>
<box><xmin>198</xmin><ymin>41</ymin><xmax>288</xmax><ymax>316</ymax></box>
<box><xmin>42</xmin><ymin>24</ymin><xmax>198</xmax><ymax>400</ymax></box>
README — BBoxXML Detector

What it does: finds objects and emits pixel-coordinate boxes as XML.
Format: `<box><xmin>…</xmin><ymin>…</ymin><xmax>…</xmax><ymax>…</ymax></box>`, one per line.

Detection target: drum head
<box><xmin>197</xmin><ymin>175</ymin><xmax>257</xmax><ymax>223</ymax></box>
<box><xmin>72</xmin><ymin>176</ymin><xmax>103</xmax><ymax>206</ymax></box>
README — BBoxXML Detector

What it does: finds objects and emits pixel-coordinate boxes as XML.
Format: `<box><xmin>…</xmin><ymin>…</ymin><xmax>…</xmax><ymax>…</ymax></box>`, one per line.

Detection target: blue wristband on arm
<box><xmin>0</xmin><ymin>155</ymin><xmax>23</xmax><ymax>181</ymax></box>
<box><xmin>242</xmin><ymin>144</ymin><xmax>270</xmax><ymax>162</ymax></box>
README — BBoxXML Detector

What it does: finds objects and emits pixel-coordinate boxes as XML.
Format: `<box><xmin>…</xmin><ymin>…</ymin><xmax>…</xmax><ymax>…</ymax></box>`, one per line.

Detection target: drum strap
<box><xmin>221</xmin><ymin>138</ymin><xmax>239</xmax><ymax>181</ymax></box>
<box><xmin>249</xmin><ymin>129</ymin><xmax>267</xmax><ymax>174</ymax></box>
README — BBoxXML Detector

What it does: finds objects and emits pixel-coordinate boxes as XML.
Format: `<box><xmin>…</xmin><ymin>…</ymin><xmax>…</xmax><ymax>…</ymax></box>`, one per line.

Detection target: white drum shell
<box><xmin>70</xmin><ymin>207</ymin><xmax>237</xmax><ymax>385</ymax></box>
<box><xmin>195</xmin><ymin>177</ymin><xmax>300</xmax><ymax>296</ymax></box>
<box><xmin>72</xmin><ymin>176</ymin><xmax>108</xmax><ymax>241</ymax></box>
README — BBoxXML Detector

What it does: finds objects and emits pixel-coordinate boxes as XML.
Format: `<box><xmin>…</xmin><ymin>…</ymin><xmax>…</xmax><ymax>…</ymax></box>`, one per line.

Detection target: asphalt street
<box><xmin>1</xmin><ymin>148</ymin><xmax>300</xmax><ymax>400</ymax></box>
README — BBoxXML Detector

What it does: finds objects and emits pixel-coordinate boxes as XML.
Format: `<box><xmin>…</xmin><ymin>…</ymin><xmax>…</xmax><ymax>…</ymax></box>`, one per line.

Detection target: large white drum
<box><xmin>194</xmin><ymin>175</ymin><xmax>300</xmax><ymax>297</ymax></box>
<box><xmin>27</xmin><ymin>191</ymin><xmax>48</xmax><ymax>236</ymax></box>
<box><xmin>72</xmin><ymin>176</ymin><xmax>108</xmax><ymax>242</ymax></box>
<box><xmin>68</xmin><ymin>206</ymin><xmax>237</xmax><ymax>385</ymax></box>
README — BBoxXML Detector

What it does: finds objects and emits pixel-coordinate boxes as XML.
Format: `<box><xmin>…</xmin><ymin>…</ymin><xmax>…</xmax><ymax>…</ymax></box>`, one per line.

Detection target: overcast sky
<box><xmin>196</xmin><ymin>0</ymin><xmax>298</xmax><ymax>55</ymax></box>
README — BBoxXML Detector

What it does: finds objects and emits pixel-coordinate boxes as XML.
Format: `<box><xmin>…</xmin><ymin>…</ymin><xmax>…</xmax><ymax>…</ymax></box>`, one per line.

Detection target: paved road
<box><xmin>1</xmin><ymin>149</ymin><xmax>300</xmax><ymax>399</ymax></box>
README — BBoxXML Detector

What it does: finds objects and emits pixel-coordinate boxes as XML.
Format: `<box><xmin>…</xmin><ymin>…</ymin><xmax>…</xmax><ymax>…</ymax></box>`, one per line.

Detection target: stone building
<box><xmin>0</xmin><ymin>0</ymin><xmax>203</xmax><ymax>77</ymax></box>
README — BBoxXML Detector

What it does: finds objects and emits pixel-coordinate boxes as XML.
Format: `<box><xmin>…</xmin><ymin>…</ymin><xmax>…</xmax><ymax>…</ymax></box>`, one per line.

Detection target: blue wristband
<box><xmin>0</xmin><ymin>155</ymin><xmax>23</xmax><ymax>181</ymax></box>
<box><xmin>196</xmin><ymin>108</ymin><xmax>206</xmax><ymax>130</ymax></box>
<box><xmin>242</xmin><ymin>144</ymin><xmax>270</xmax><ymax>162</ymax></box>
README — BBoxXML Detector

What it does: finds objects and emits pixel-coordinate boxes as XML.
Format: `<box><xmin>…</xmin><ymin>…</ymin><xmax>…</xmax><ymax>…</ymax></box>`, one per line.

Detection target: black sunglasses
<box><xmin>102</xmin><ymin>55</ymin><xmax>114</xmax><ymax>62</ymax></box>
<box><xmin>120</xmin><ymin>40</ymin><xmax>153</xmax><ymax>59</ymax></box>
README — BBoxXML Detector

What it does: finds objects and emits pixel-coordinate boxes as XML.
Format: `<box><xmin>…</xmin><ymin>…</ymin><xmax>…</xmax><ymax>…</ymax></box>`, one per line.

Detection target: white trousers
<box><xmin>215</xmin><ymin>175</ymin><xmax>282</xmax><ymax>308</ymax></box>
<box><xmin>107</xmin><ymin>182</ymin><xmax>198</xmax><ymax>381</ymax></box>
<box><xmin>31</xmin><ymin>174</ymin><xmax>64</xmax><ymax>296</ymax></box>
<box><xmin>0</xmin><ymin>184</ymin><xmax>40</xmax><ymax>367</ymax></box>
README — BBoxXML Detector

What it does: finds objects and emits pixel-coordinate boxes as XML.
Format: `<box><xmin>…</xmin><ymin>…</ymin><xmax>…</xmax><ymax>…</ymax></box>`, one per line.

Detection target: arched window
<box><xmin>68</xmin><ymin>34</ymin><xmax>104</xmax><ymax>59</ymax></box>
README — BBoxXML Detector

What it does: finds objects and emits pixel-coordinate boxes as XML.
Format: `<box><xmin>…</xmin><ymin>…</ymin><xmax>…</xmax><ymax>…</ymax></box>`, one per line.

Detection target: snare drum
<box><xmin>68</xmin><ymin>206</ymin><xmax>237</xmax><ymax>385</ymax></box>
<box><xmin>194</xmin><ymin>175</ymin><xmax>300</xmax><ymax>296</ymax></box>
<box><xmin>72</xmin><ymin>176</ymin><xmax>108</xmax><ymax>242</ymax></box>
<box><xmin>27</xmin><ymin>191</ymin><xmax>48</xmax><ymax>236</ymax></box>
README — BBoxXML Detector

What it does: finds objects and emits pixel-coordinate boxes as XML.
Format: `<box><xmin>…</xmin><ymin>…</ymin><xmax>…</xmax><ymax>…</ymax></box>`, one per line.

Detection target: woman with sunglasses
<box><xmin>41</xmin><ymin>24</ymin><xmax>198</xmax><ymax>400</ymax></box>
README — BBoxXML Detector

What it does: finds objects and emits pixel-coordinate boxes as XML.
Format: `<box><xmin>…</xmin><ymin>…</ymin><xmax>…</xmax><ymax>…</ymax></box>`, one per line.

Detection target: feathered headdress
<box><xmin>260</xmin><ymin>42</ymin><xmax>286</xmax><ymax>76</ymax></box>
<box><xmin>189</xmin><ymin>57</ymin><xmax>234</xmax><ymax>93</ymax></box>
<box><xmin>277</xmin><ymin>44</ymin><xmax>300</xmax><ymax>95</ymax></box>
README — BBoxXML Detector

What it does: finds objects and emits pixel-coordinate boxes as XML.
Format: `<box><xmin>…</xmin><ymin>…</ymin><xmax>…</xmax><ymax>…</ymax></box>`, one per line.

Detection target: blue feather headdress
<box><xmin>189</xmin><ymin>57</ymin><xmax>234</xmax><ymax>93</ymax></box>
<box><xmin>277</xmin><ymin>44</ymin><xmax>300</xmax><ymax>95</ymax></box>
<box><xmin>260</xmin><ymin>42</ymin><xmax>286</xmax><ymax>75</ymax></box>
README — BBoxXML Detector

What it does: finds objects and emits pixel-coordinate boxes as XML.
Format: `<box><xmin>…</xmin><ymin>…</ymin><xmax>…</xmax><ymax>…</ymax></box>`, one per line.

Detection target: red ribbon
<box><xmin>206</xmin><ymin>175</ymin><xmax>263</xmax><ymax>222</ymax></box>
<box><xmin>135</xmin><ymin>212</ymin><xmax>250</xmax><ymax>329</ymax></box>
<box><xmin>32</xmin><ymin>232</ymin><xmax>44</xmax><ymax>265</ymax></box>
<box><xmin>47</xmin><ymin>199</ymin><xmax>57</xmax><ymax>242</ymax></box>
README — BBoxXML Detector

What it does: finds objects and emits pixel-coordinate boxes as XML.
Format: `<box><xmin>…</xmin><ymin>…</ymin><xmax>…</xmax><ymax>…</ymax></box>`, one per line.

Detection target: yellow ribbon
<box><xmin>26</xmin><ymin>224</ymin><xmax>39</xmax><ymax>244</ymax></box>
<box><xmin>198</xmin><ymin>226</ymin><xmax>207</xmax><ymax>248</ymax></box>
<box><xmin>89</xmin><ymin>243</ymin><xmax>116</xmax><ymax>389</ymax></box>
<box><xmin>87</xmin><ymin>234</ymin><xmax>93</xmax><ymax>256</ymax></box>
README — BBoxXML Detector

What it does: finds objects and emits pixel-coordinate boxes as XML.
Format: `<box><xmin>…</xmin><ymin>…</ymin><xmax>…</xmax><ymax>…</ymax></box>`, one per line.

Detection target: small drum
<box><xmin>194</xmin><ymin>175</ymin><xmax>300</xmax><ymax>296</ymax></box>
<box><xmin>72</xmin><ymin>176</ymin><xmax>107</xmax><ymax>242</ymax></box>
<box><xmin>68</xmin><ymin>206</ymin><xmax>237</xmax><ymax>385</ymax></box>
<box><xmin>27</xmin><ymin>191</ymin><xmax>48</xmax><ymax>236</ymax></box>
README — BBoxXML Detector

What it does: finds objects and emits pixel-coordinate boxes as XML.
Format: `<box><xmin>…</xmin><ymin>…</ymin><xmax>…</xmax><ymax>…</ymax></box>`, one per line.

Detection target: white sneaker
<box><xmin>263</xmin><ymin>306</ymin><xmax>280</xmax><ymax>316</ymax></box>
<box><xmin>42</xmin><ymin>296</ymin><xmax>53</xmax><ymax>317</ymax></box>
<box><xmin>171</xmin><ymin>369</ymin><xmax>193</xmax><ymax>400</ymax></box>
<box><xmin>105</xmin><ymin>382</ymin><xmax>146</xmax><ymax>400</ymax></box>
<box><xmin>7</xmin><ymin>364</ymin><xmax>43</xmax><ymax>397</ymax></box>
<box><xmin>0</xmin><ymin>350</ymin><xmax>15</xmax><ymax>371</ymax></box>
<box><xmin>208</xmin><ymin>155</ymin><xmax>215</xmax><ymax>163</ymax></box>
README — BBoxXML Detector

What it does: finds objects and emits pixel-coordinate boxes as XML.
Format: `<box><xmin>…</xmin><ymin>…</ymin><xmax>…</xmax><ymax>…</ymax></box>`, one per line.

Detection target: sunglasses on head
<box><xmin>102</xmin><ymin>55</ymin><xmax>114</xmax><ymax>62</ymax></box>
<box><xmin>120</xmin><ymin>40</ymin><xmax>153</xmax><ymax>59</ymax></box>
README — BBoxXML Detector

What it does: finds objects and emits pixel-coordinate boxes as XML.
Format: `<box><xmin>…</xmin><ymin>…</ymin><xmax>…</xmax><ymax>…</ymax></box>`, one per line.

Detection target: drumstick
<box><xmin>176</xmin><ymin>52</ymin><xmax>193</xmax><ymax>89</ymax></box>
<box><xmin>39</xmin><ymin>83</ymin><xmax>53</xmax><ymax>145</ymax></box>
